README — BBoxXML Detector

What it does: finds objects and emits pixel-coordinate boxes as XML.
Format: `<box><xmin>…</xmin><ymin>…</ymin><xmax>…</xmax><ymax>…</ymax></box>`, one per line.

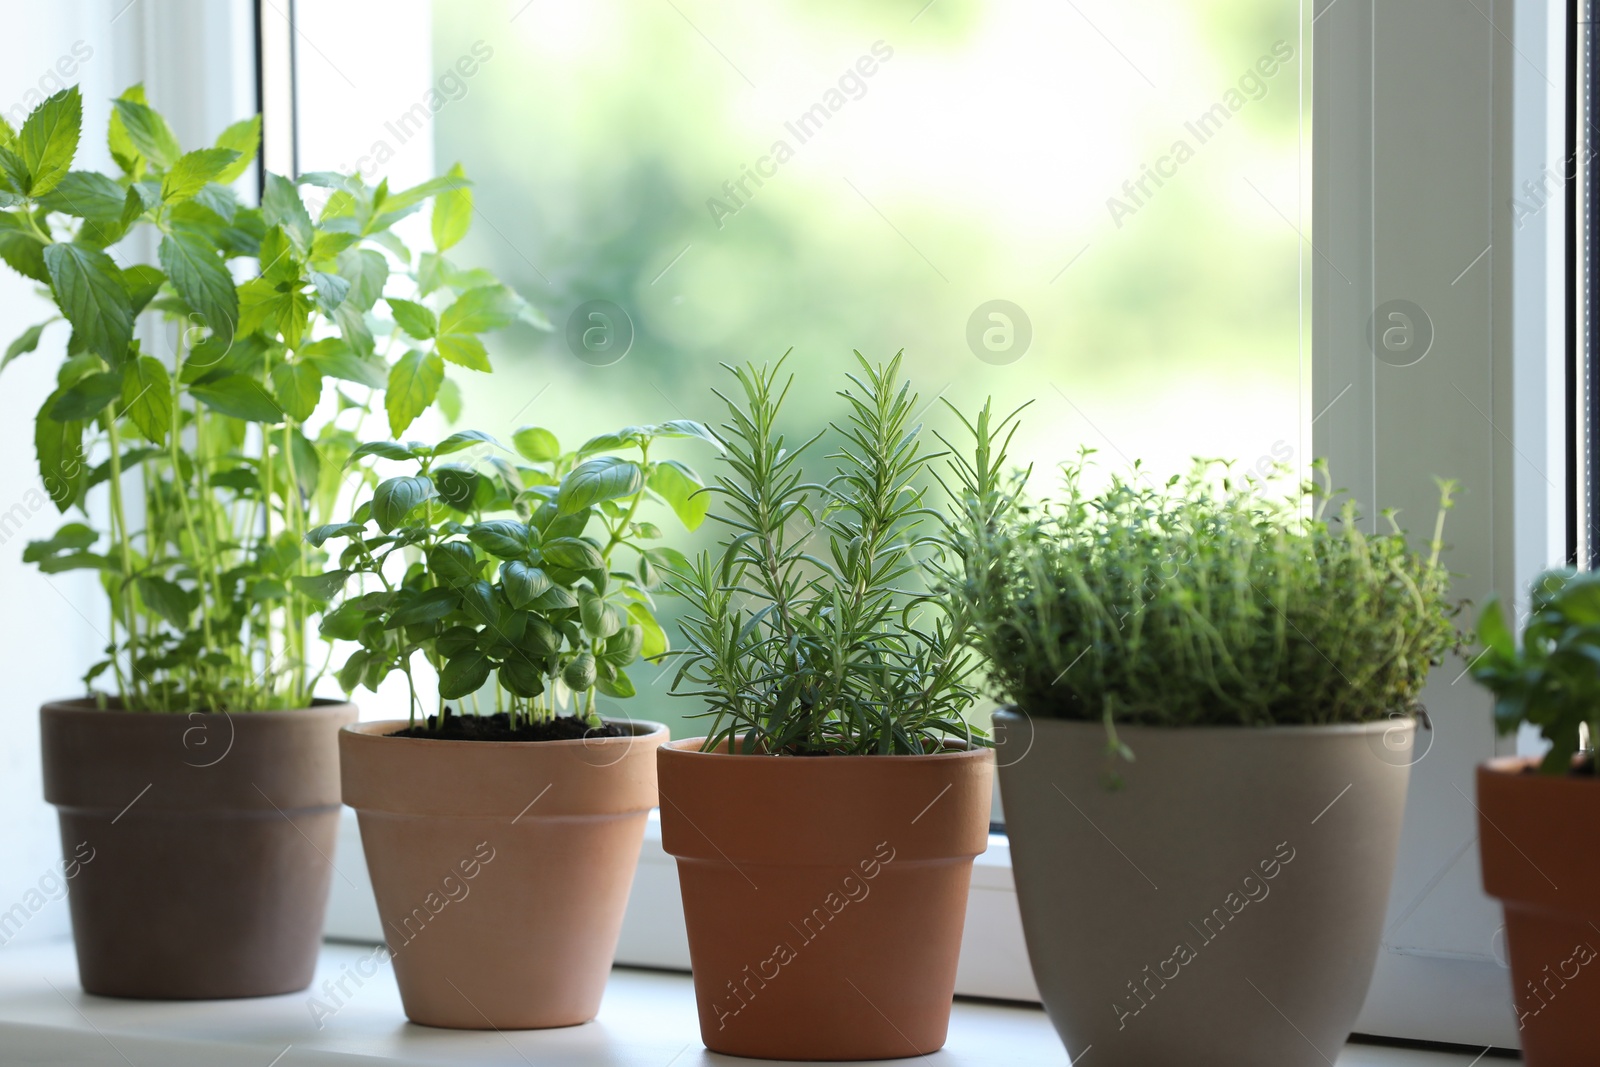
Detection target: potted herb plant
<box><xmin>948</xmin><ymin>459</ymin><xmax>1458</xmax><ymax>1066</ymax></box>
<box><xmin>659</xmin><ymin>354</ymin><xmax>1016</xmax><ymax>1060</ymax></box>
<box><xmin>1472</xmin><ymin>569</ymin><xmax>1600</xmax><ymax>1064</ymax></box>
<box><xmin>325</xmin><ymin>420</ymin><xmax>712</xmax><ymax>1029</ymax></box>
<box><xmin>7</xmin><ymin>85</ymin><xmax>539</xmax><ymax>998</ymax></box>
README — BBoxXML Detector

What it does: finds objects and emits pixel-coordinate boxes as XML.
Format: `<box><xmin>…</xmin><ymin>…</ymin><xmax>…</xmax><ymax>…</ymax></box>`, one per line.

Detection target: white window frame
<box><xmin>249</xmin><ymin>0</ymin><xmax>1565</xmax><ymax>1050</ymax></box>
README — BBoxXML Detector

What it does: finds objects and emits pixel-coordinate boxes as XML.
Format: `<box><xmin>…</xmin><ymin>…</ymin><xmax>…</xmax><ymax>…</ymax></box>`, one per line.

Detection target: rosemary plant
<box><xmin>315</xmin><ymin>421</ymin><xmax>714</xmax><ymax>730</ymax></box>
<box><xmin>1472</xmin><ymin>569</ymin><xmax>1600</xmax><ymax>774</ymax></box>
<box><xmin>4</xmin><ymin>85</ymin><xmax>542</xmax><ymax>711</ymax></box>
<box><xmin>948</xmin><ymin>457</ymin><xmax>1458</xmax><ymax>733</ymax></box>
<box><xmin>668</xmin><ymin>353</ymin><xmax>1021</xmax><ymax>755</ymax></box>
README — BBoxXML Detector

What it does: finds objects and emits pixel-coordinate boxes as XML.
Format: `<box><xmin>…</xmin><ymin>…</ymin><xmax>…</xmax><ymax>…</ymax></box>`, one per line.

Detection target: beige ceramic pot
<box><xmin>340</xmin><ymin>718</ymin><xmax>667</xmax><ymax>1029</ymax></box>
<box><xmin>995</xmin><ymin>710</ymin><xmax>1413</xmax><ymax>1067</ymax></box>
<box><xmin>657</xmin><ymin>738</ymin><xmax>993</xmax><ymax>1060</ymax></box>
<box><xmin>41</xmin><ymin>698</ymin><xmax>355</xmax><ymax>998</ymax></box>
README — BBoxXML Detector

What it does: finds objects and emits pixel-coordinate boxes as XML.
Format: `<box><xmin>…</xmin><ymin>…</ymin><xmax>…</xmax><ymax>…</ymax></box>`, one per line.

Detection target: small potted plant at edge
<box><xmin>1472</xmin><ymin>568</ymin><xmax>1600</xmax><ymax>1065</ymax></box>
<box><xmin>947</xmin><ymin>459</ymin><xmax>1458</xmax><ymax>1066</ymax></box>
<box><xmin>8</xmin><ymin>85</ymin><xmax>534</xmax><ymax>998</ymax></box>
<box><xmin>660</xmin><ymin>353</ymin><xmax>1019</xmax><ymax>1060</ymax></box>
<box><xmin>323</xmin><ymin>419</ymin><xmax>713</xmax><ymax>1029</ymax></box>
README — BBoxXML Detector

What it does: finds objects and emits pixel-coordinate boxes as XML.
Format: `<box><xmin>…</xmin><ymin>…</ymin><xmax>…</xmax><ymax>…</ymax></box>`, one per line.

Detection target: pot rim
<box><xmin>1479</xmin><ymin>753</ymin><xmax>1598</xmax><ymax>778</ymax></box>
<box><xmin>343</xmin><ymin>716</ymin><xmax>668</xmax><ymax>749</ymax></box>
<box><xmin>41</xmin><ymin>696</ymin><xmax>356</xmax><ymax>719</ymax></box>
<box><xmin>993</xmin><ymin>707</ymin><xmax>1415</xmax><ymax>736</ymax></box>
<box><xmin>660</xmin><ymin>736</ymin><xmax>990</xmax><ymax>760</ymax></box>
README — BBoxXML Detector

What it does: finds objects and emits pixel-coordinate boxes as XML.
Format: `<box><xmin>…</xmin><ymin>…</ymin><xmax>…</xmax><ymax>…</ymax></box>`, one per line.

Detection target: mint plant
<box><xmin>2</xmin><ymin>84</ymin><xmax>544</xmax><ymax>711</ymax></box>
<box><xmin>315</xmin><ymin>421</ymin><xmax>715</xmax><ymax>729</ymax></box>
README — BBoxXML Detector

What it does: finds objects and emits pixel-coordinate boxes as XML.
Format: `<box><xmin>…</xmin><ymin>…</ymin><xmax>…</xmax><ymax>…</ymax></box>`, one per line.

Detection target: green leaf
<box><xmin>289</xmin><ymin>569</ymin><xmax>351</xmax><ymax>601</ymax></box>
<box><xmin>119</xmin><ymin>264</ymin><xmax>165</xmax><ymax>314</ymax></box>
<box><xmin>648</xmin><ymin>459</ymin><xmax>710</xmax><ymax>530</ymax></box>
<box><xmin>111</xmin><ymin>97</ymin><xmax>181</xmax><ymax>169</ymax></box>
<box><xmin>385</xmin><ymin>348</ymin><xmax>444</xmax><ymax>435</ymax></box>
<box><xmin>468</xmin><ymin>519</ymin><xmax>531</xmax><ymax>560</ymax></box>
<box><xmin>1</xmin><ymin>321</ymin><xmax>49</xmax><ymax>374</ymax></box>
<box><xmin>159</xmin><ymin>231</ymin><xmax>238</xmax><ymax>346</ymax></box>
<box><xmin>48</xmin><ymin>370</ymin><xmax>123</xmax><ymax>420</ymax></box>
<box><xmin>347</xmin><ymin>440</ymin><xmax>420</xmax><ymax>464</ymax></box>
<box><xmin>388</xmin><ymin>297</ymin><xmax>436</xmax><ymax>339</ymax></box>
<box><xmin>578</xmin><ymin>429</ymin><xmax>643</xmax><ymax>456</ymax></box>
<box><xmin>580</xmin><ymin>594</ymin><xmax>622</xmax><ymax>639</ymax></box>
<box><xmin>649</xmin><ymin>419</ymin><xmax>723</xmax><ymax>449</ymax></box>
<box><xmin>136</xmin><ymin>575</ymin><xmax>196</xmax><ymax>626</ymax></box>
<box><xmin>337</xmin><ymin>247</ymin><xmax>389</xmax><ymax>311</ymax></box>
<box><xmin>627</xmin><ymin>601</ymin><xmax>668</xmax><ymax>659</ymax></box>
<box><xmin>500</xmin><ymin>560</ymin><xmax>552</xmax><ymax>609</ymax></box>
<box><xmin>428</xmin><ymin>541</ymin><xmax>482</xmax><ymax>586</ymax></box>
<box><xmin>161</xmin><ymin>147</ymin><xmax>239</xmax><ymax>202</ymax></box>
<box><xmin>542</xmin><ymin>537</ymin><xmax>605</xmax><ymax>571</ymax></box>
<box><xmin>439</xmin><ymin>650</ymin><xmax>492</xmax><ymax>699</ymax></box>
<box><xmin>436</xmin><ymin>332</ymin><xmax>490</xmax><ymax>371</ymax></box>
<box><xmin>43</xmin><ymin>242</ymin><xmax>133</xmax><ymax>367</ymax></box>
<box><xmin>438</xmin><ymin>375</ymin><xmax>463</xmax><ymax>423</ymax></box>
<box><xmin>439</xmin><ymin>284</ymin><xmax>518</xmax><ymax>335</ymax></box>
<box><xmin>21</xmin><ymin>522</ymin><xmax>96</xmax><ymax>561</ymax></box>
<box><xmin>262</xmin><ymin>172</ymin><xmax>313</xmax><ymax>252</ymax></box>
<box><xmin>434</xmin><ymin>429</ymin><xmax>500</xmax><ymax>456</ymax></box>
<box><xmin>604</xmin><ymin>623</ymin><xmax>645</xmax><ymax>666</ymax></box>
<box><xmin>302</xmin><ymin>337</ymin><xmax>386</xmax><ymax>388</ymax></box>
<box><xmin>645</xmin><ymin>546</ymin><xmax>692</xmax><ymax>578</ymax></box>
<box><xmin>271</xmin><ymin>360</ymin><xmax>322</xmax><ymax>422</ymax></box>
<box><xmin>559</xmin><ymin>456</ymin><xmax>644</xmax><ymax>516</ymax></box>
<box><xmin>121</xmin><ymin>355</ymin><xmax>172</xmax><ymax>443</ymax></box>
<box><xmin>38</xmin><ymin>171</ymin><xmax>126</xmax><ymax>220</ymax></box>
<box><xmin>498</xmin><ymin>655</ymin><xmax>546</xmax><ymax>698</ymax></box>
<box><xmin>512</xmin><ymin>426</ymin><xmax>560</xmax><ymax>462</ymax></box>
<box><xmin>431</xmin><ymin>163</ymin><xmax>471</xmax><ymax>251</ymax></box>
<box><xmin>388</xmin><ymin>586</ymin><xmax>460</xmax><ymax>626</ymax></box>
<box><xmin>1477</xmin><ymin>597</ymin><xmax>1514</xmax><ymax>659</ymax></box>
<box><xmin>562</xmin><ymin>651</ymin><xmax>597</xmax><ymax>692</ymax></box>
<box><xmin>306</xmin><ymin>522</ymin><xmax>364</xmax><ymax>547</ymax></box>
<box><xmin>106</xmin><ymin>86</ymin><xmax>144</xmax><ymax>174</ymax></box>
<box><xmin>594</xmin><ymin>668</ymin><xmax>636</xmax><ymax>699</ymax></box>
<box><xmin>372</xmin><ymin>474</ymin><xmax>436</xmax><ymax>532</ymax></box>
<box><xmin>0</xmin><ymin>214</ymin><xmax>47</xmax><ymax>281</ymax></box>
<box><xmin>190</xmin><ymin>375</ymin><xmax>284</xmax><ymax>422</ymax></box>
<box><xmin>212</xmin><ymin>115</ymin><xmax>260</xmax><ymax>184</ymax></box>
<box><xmin>337</xmin><ymin>649</ymin><xmax>372</xmax><ymax>692</ymax></box>
<box><xmin>19</xmin><ymin>87</ymin><xmax>81</xmax><ymax>196</ymax></box>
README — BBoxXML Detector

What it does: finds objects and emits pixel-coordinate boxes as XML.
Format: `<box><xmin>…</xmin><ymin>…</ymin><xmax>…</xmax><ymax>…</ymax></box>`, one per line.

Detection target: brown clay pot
<box><xmin>340</xmin><ymin>718</ymin><xmax>667</xmax><ymax>1029</ymax></box>
<box><xmin>1478</xmin><ymin>756</ymin><xmax>1600</xmax><ymax>1066</ymax></box>
<box><xmin>40</xmin><ymin>698</ymin><xmax>355</xmax><ymax>999</ymax></box>
<box><xmin>657</xmin><ymin>738</ymin><xmax>993</xmax><ymax>1060</ymax></box>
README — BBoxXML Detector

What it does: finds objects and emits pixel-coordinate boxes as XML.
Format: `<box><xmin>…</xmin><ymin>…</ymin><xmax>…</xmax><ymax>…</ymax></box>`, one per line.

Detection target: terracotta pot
<box><xmin>657</xmin><ymin>738</ymin><xmax>993</xmax><ymax>1060</ymax></box>
<box><xmin>1477</xmin><ymin>756</ymin><xmax>1600</xmax><ymax>1065</ymax></box>
<box><xmin>340</xmin><ymin>718</ymin><xmax>667</xmax><ymax>1029</ymax></box>
<box><xmin>995</xmin><ymin>710</ymin><xmax>1413</xmax><ymax>1067</ymax></box>
<box><xmin>39</xmin><ymin>698</ymin><xmax>355</xmax><ymax>998</ymax></box>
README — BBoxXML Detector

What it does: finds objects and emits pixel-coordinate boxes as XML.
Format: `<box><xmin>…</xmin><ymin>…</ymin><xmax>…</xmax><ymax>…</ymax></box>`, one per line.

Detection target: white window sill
<box><xmin>0</xmin><ymin>940</ymin><xmax>1501</xmax><ymax>1066</ymax></box>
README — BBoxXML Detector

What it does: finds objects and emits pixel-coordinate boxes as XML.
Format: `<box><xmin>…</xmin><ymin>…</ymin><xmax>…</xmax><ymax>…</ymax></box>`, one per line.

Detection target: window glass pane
<box><xmin>296</xmin><ymin>0</ymin><xmax>1308</xmax><ymax>735</ymax></box>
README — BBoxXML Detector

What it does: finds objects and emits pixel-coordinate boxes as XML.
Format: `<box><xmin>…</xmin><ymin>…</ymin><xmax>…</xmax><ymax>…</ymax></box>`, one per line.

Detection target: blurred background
<box><xmin>295</xmin><ymin>0</ymin><xmax>1309</xmax><ymax>739</ymax></box>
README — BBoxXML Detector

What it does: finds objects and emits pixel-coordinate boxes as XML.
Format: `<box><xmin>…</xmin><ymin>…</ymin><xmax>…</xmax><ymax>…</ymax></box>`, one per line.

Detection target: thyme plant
<box><xmin>315</xmin><ymin>421</ymin><xmax>714</xmax><ymax>729</ymax></box>
<box><xmin>668</xmin><ymin>353</ymin><xmax>1021</xmax><ymax>755</ymax></box>
<box><xmin>1472</xmin><ymin>569</ymin><xmax>1600</xmax><ymax>774</ymax></box>
<box><xmin>948</xmin><ymin>457</ymin><xmax>1458</xmax><ymax>732</ymax></box>
<box><xmin>4</xmin><ymin>85</ymin><xmax>542</xmax><ymax>711</ymax></box>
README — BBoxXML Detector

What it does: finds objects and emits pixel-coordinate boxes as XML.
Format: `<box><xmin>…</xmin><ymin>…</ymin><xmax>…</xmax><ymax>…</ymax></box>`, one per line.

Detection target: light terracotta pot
<box><xmin>340</xmin><ymin>718</ymin><xmax>667</xmax><ymax>1029</ymax></box>
<box><xmin>657</xmin><ymin>738</ymin><xmax>993</xmax><ymax>1060</ymax></box>
<box><xmin>1478</xmin><ymin>756</ymin><xmax>1600</xmax><ymax>1066</ymax></box>
<box><xmin>996</xmin><ymin>710</ymin><xmax>1413</xmax><ymax>1067</ymax></box>
<box><xmin>40</xmin><ymin>698</ymin><xmax>355</xmax><ymax>998</ymax></box>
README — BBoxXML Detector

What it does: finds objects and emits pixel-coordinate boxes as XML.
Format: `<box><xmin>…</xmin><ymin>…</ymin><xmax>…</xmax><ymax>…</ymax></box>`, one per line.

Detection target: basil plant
<box><xmin>1</xmin><ymin>84</ymin><xmax>545</xmax><ymax>712</ymax></box>
<box><xmin>313</xmin><ymin>422</ymin><xmax>715</xmax><ymax>729</ymax></box>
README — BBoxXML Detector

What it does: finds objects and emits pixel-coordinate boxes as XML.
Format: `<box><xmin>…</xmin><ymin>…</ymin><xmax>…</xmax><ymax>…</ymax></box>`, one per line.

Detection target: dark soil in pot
<box><xmin>389</xmin><ymin>708</ymin><xmax>626</xmax><ymax>742</ymax></box>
